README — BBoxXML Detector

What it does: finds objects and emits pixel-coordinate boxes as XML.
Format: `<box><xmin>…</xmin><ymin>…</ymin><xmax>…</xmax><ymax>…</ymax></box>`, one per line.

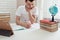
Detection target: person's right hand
<box><xmin>24</xmin><ymin>21</ymin><xmax>31</xmax><ymax>29</ymax></box>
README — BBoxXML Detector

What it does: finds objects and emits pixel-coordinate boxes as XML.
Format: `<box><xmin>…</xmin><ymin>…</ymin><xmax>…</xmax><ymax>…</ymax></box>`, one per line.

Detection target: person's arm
<box><xmin>27</xmin><ymin>7</ymin><xmax>38</xmax><ymax>24</ymax></box>
<box><xmin>16</xmin><ymin>16</ymin><xmax>31</xmax><ymax>28</ymax></box>
<box><xmin>16</xmin><ymin>16</ymin><xmax>24</xmax><ymax>26</ymax></box>
<box><xmin>28</xmin><ymin>12</ymin><xmax>36</xmax><ymax>24</ymax></box>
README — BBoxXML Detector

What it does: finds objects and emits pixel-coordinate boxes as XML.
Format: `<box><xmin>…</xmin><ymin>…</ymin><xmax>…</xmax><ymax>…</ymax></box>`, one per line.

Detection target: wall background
<box><xmin>0</xmin><ymin>0</ymin><xmax>60</xmax><ymax>23</ymax></box>
<box><xmin>0</xmin><ymin>0</ymin><xmax>17</xmax><ymax>23</ymax></box>
<box><xmin>43</xmin><ymin>0</ymin><xmax>60</xmax><ymax>20</ymax></box>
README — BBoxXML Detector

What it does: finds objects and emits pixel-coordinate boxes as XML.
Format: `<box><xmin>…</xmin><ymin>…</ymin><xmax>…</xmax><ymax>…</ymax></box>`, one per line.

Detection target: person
<box><xmin>16</xmin><ymin>0</ymin><xmax>38</xmax><ymax>28</ymax></box>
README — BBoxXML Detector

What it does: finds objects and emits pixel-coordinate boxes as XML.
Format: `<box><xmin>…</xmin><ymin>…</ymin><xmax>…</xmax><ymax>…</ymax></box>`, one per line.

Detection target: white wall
<box><xmin>0</xmin><ymin>0</ymin><xmax>17</xmax><ymax>23</ymax></box>
<box><xmin>0</xmin><ymin>0</ymin><xmax>16</xmax><ymax>12</ymax></box>
<box><xmin>37</xmin><ymin>0</ymin><xmax>44</xmax><ymax>20</ymax></box>
<box><xmin>17</xmin><ymin>0</ymin><xmax>25</xmax><ymax>7</ymax></box>
<box><xmin>43</xmin><ymin>0</ymin><xmax>60</xmax><ymax>19</ymax></box>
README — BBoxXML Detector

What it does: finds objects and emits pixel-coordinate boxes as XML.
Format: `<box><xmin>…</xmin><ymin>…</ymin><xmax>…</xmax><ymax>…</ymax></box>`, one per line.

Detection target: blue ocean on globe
<box><xmin>49</xmin><ymin>5</ymin><xmax>58</xmax><ymax>16</ymax></box>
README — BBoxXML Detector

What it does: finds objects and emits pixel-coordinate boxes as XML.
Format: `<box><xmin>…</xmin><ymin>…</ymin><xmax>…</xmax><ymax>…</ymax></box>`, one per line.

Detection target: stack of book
<box><xmin>40</xmin><ymin>19</ymin><xmax>58</xmax><ymax>32</ymax></box>
<box><xmin>0</xmin><ymin>13</ymin><xmax>10</xmax><ymax>22</ymax></box>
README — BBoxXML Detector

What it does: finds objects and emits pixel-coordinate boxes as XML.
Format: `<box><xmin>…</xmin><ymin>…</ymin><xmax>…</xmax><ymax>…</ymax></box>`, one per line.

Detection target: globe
<box><xmin>49</xmin><ymin>5</ymin><xmax>58</xmax><ymax>22</ymax></box>
<box><xmin>49</xmin><ymin>5</ymin><xmax>58</xmax><ymax>16</ymax></box>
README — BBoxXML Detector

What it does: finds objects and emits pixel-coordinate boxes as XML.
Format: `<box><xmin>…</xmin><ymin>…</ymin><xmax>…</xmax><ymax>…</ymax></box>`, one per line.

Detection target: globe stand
<box><xmin>51</xmin><ymin>14</ymin><xmax>55</xmax><ymax>22</ymax></box>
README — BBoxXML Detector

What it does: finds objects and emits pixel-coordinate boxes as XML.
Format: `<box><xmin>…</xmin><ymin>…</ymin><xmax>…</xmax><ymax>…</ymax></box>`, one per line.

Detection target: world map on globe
<box><xmin>49</xmin><ymin>5</ymin><xmax>58</xmax><ymax>16</ymax></box>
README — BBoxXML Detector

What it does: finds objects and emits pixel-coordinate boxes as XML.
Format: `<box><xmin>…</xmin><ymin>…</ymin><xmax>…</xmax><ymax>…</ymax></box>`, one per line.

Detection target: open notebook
<box><xmin>10</xmin><ymin>23</ymin><xmax>40</xmax><ymax>31</ymax></box>
<box><xmin>10</xmin><ymin>23</ymin><xmax>26</xmax><ymax>31</ymax></box>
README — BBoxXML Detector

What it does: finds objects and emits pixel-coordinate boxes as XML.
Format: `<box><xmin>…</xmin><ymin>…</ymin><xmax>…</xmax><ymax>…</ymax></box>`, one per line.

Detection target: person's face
<box><xmin>25</xmin><ymin>1</ymin><xmax>35</xmax><ymax>9</ymax></box>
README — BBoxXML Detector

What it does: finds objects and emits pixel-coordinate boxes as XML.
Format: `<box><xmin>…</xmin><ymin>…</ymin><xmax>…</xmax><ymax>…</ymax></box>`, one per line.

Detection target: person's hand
<box><xmin>24</xmin><ymin>21</ymin><xmax>31</xmax><ymax>29</ymax></box>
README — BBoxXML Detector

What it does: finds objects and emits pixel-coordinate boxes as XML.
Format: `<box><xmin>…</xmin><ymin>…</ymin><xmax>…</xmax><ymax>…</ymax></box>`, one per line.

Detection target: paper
<box><xmin>10</xmin><ymin>23</ymin><xmax>25</xmax><ymax>31</ymax></box>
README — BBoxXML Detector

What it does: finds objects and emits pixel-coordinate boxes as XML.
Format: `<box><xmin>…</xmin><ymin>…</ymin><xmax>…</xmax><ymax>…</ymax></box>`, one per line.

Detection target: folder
<box><xmin>0</xmin><ymin>21</ymin><xmax>13</xmax><ymax>37</ymax></box>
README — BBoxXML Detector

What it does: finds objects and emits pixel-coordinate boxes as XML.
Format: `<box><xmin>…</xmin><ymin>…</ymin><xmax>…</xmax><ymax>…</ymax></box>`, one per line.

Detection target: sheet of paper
<box><xmin>10</xmin><ymin>23</ymin><xmax>40</xmax><ymax>31</ymax></box>
<box><xmin>10</xmin><ymin>23</ymin><xmax>26</xmax><ymax>31</ymax></box>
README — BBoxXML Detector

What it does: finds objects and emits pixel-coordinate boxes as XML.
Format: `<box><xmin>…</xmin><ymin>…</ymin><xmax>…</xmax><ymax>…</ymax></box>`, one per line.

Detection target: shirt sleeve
<box><xmin>32</xmin><ymin>7</ymin><xmax>39</xmax><ymax>17</ymax></box>
<box><xmin>16</xmin><ymin>7</ymin><xmax>22</xmax><ymax>16</ymax></box>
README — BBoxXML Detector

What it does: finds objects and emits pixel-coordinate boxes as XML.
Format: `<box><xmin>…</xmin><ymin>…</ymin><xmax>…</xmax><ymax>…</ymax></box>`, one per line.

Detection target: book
<box><xmin>40</xmin><ymin>19</ymin><xmax>58</xmax><ymax>32</ymax></box>
<box><xmin>0</xmin><ymin>21</ymin><xmax>13</xmax><ymax>37</ymax></box>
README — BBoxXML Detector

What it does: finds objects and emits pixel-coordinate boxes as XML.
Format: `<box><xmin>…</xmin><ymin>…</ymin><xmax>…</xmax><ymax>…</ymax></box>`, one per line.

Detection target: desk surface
<box><xmin>0</xmin><ymin>23</ymin><xmax>60</xmax><ymax>40</ymax></box>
